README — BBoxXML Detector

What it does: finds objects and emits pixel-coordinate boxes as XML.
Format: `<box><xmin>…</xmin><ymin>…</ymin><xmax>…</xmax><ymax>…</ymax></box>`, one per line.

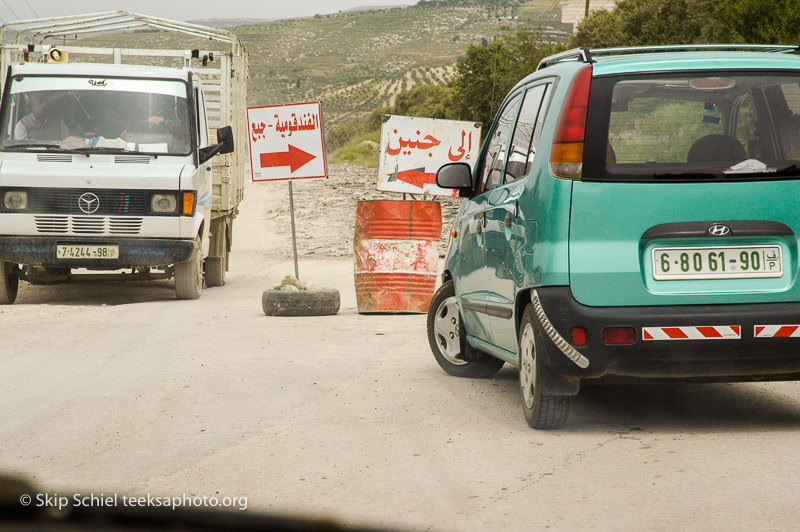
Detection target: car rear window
<box><xmin>583</xmin><ymin>71</ymin><xmax>800</xmax><ymax>182</ymax></box>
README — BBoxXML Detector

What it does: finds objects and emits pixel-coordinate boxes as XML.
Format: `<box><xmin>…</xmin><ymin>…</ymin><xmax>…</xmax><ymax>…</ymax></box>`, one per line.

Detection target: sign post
<box><xmin>247</xmin><ymin>101</ymin><xmax>328</xmax><ymax>280</ymax></box>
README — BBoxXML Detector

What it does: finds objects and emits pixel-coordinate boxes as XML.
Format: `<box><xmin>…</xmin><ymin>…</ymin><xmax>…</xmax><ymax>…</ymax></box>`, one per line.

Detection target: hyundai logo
<box><xmin>78</xmin><ymin>192</ymin><xmax>100</xmax><ymax>214</ymax></box>
<box><xmin>707</xmin><ymin>224</ymin><xmax>731</xmax><ymax>237</ymax></box>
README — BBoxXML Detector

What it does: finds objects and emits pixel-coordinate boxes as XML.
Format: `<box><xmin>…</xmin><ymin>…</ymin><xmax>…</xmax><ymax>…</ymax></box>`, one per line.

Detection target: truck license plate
<box><xmin>652</xmin><ymin>245</ymin><xmax>782</xmax><ymax>280</ymax></box>
<box><xmin>56</xmin><ymin>245</ymin><xmax>119</xmax><ymax>259</ymax></box>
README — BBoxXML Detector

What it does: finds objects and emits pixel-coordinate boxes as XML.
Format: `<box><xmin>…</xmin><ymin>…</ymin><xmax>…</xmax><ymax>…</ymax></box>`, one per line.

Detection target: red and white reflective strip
<box><xmin>642</xmin><ymin>326</ymin><xmax>741</xmax><ymax>341</ymax></box>
<box><xmin>754</xmin><ymin>325</ymin><xmax>800</xmax><ymax>338</ymax></box>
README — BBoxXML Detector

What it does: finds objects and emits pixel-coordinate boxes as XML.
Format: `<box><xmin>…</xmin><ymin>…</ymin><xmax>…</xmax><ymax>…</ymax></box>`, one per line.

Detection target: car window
<box><xmin>504</xmin><ymin>82</ymin><xmax>551</xmax><ymax>184</ymax></box>
<box><xmin>480</xmin><ymin>92</ymin><xmax>521</xmax><ymax>192</ymax></box>
<box><xmin>585</xmin><ymin>72</ymin><xmax>800</xmax><ymax>182</ymax></box>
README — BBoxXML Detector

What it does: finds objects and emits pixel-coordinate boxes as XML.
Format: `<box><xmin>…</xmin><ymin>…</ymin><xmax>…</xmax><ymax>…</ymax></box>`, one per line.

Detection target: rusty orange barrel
<box><xmin>354</xmin><ymin>200</ymin><xmax>442</xmax><ymax>313</ymax></box>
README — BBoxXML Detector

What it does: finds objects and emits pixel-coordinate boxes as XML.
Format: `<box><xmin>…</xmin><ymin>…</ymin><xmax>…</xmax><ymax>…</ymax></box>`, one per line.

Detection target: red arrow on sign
<box><xmin>260</xmin><ymin>145</ymin><xmax>316</xmax><ymax>173</ymax></box>
<box><xmin>391</xmin><ymin>168</ymin><xmax>436</xmax><ymax>189</ymax></box>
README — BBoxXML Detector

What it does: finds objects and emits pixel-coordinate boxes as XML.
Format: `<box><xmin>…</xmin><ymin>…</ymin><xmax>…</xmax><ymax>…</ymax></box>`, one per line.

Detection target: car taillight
<box><xmin>549</xmin><ymin>64</ymin><xmax>592</xmax><ymax>180</ymax></box>
<box><xmin>571</xmin><ymin>327</ymin><xmax>588</xmax><ymax>346</ymax></box>
<box><xmin>603</xmin><ymin>327</ymin><xmax>636</xmax><ymax>345</ymax></box>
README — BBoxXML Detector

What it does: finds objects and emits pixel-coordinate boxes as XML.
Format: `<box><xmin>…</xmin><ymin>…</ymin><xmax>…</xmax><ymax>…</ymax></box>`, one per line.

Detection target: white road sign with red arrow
<box><xmin>247</xmin><ymin>101</ymin><xmax>327</xmax><ymax>182</ymax></box>
<box><xmin>377</xmin><ymin>115</ymin><xmax>481</xmax><ymax>197</ymax></box>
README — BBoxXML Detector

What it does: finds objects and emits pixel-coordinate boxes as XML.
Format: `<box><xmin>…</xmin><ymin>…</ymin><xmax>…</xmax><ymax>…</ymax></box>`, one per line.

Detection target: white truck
<box><xmin>0</xmin><ymin>11</ymin><xmax>248</xmax><ymax>302</ymax></box>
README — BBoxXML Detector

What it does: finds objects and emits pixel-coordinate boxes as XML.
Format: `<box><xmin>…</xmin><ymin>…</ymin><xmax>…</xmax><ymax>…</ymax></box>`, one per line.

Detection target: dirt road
<box><xmin>2</xmin><ymin>164</ymin><xmax>800</xmax><ymax>530</ymax></box>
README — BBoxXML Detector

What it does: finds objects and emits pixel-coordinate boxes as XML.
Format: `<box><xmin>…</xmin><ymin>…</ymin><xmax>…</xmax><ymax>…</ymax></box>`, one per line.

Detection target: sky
<box><xmin>0</xmin><ymin>1</ymin><xmax>417</xmax><ymax>24</ymax></box>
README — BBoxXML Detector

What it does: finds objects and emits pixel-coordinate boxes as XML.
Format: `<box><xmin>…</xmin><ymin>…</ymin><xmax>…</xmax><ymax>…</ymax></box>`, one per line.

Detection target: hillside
<box><xmin>238</xmin><ymin>0</ymin><xmax>574</xmax><ymax>124</ymax></box>
<box><xmin>71</xmin><ymin>0</ymin><xmax>581</xmax><ymax>126</ymax></box>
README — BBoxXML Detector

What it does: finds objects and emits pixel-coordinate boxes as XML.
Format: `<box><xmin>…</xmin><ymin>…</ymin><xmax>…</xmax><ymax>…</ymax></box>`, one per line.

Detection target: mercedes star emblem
<box><xmin>78</xmin><ymin>192</ymin><xmax>100</xmax><ymax>214</ymax></box>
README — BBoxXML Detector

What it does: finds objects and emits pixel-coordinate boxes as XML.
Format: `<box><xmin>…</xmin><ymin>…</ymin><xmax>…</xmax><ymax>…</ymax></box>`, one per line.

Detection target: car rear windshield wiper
<box><xmin>773</xmin><ymin>164</ymin><xmax>800</xmax><ymax>175</ymax></box>
<box><xmin>652</xmin><ymin>172</ymin><xmax>717</xmax><ymax>180</ymax></box>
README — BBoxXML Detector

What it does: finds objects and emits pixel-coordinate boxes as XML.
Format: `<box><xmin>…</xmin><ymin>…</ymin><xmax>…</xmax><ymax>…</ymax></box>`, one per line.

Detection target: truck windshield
<box><xmin>584</xmin><ymin>71</ymin><xmax>800</xmax><ymax>182</ymax></box>
<box><xmin>0</xmin><ymin>76</ymin><xmax>192</xmax><ymax>156</ymax></box>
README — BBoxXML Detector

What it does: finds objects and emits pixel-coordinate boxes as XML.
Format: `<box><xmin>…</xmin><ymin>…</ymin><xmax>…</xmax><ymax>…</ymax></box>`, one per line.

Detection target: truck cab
<box><xmin>0</xmin><ymin>12</ymin><xmax>248</xmax><ymax>303</ymax></box>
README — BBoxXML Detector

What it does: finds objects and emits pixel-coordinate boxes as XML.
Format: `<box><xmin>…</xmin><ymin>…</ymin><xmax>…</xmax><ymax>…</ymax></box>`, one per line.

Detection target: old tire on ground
<box><xmin>262</xmin><ymin>288</ymin><xmax>340</xmax><ymax>317</ymax></box>
<box><xmin>204</xmin><ymin>225</ymin><xmax>228</xmax><ymax>288</ymax></box>
<box><xmin>426</xmin><ymin>280</ymin><xmax>504</xmax><ymax>378</ymax></box>
<box><xmin>0</xmin><ymin>261</ymin><xmax>19</xmax><ymax>305</ymax></box>
<box><xmin>519</xmin><ymin>304</ymin><xmax>569</xmax><ymax>429</ymax></box>
<box><xmin>174</xmin><ymin>238</ymin><xmax>203</xmax><ymax>300</ymax></box>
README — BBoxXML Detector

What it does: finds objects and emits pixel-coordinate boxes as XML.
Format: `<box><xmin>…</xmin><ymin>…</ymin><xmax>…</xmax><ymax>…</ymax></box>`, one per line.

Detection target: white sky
<box><xmin>1</xmin><ymin>1</ymin><xmax>416</xmax><ymax>23</ymax></box>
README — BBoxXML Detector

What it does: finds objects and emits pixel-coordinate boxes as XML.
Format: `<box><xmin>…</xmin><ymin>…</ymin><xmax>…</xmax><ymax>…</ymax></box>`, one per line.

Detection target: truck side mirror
<box><xmin>199</xmin><ymin>126</ymin><xmax>234</xmax><ymax>164</ymax></box>
<box><xmin>216</xmin><ymin>126</ymin><xmax>234</xmax><ymax>155</ymax></box>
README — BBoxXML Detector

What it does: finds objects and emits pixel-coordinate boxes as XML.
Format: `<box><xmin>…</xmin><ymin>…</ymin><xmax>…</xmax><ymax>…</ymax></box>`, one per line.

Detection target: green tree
<box><xmin>704</xmin><ymin>0</ymin><xmax>800</xmax><ymax>44</ymax></box>
<box><xmin>450</xmin><ymin>32</ymin><xmax>564</xmax><ymax>129</ymax></box>
<box><xmin>571</xmin><ymin>0</ymin><xmax>708</xmax><ymax>48</ymax></box>
<box><xmin>571</xmin><ymin>0</ymin><xmax>800</xmax><ymax>49</ymax></box>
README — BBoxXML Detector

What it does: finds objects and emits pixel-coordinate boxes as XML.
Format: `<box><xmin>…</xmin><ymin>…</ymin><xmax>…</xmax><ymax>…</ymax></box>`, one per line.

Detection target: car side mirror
<box><xmin>436</xmin><ymin>162</ymin><xmax>473</xmax><ymax>189</ymax></box>
<box><xmin>199</xmin><ymin>126</ymin><xmax>234</xmax><ymax>164</ymax></box>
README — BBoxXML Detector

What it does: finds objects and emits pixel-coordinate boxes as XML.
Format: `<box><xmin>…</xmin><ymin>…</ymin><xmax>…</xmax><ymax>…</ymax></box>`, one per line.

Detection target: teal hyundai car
<box><xmin>427</xmin><ymin>44</ymin><xmax>800</xmax><ymax>429</ymax></box>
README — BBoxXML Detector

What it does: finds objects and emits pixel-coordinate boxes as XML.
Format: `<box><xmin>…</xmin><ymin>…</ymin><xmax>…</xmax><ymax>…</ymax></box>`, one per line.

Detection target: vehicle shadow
<box><xmin>484</xmin><ymin>368</ymin><xmax>800</xmax><ymax>433</ymax></box>
<box><xmin>15</xmin><ymin>279</ymin><xmax>177</xmax><ymax>306</ymax></box>
<box><xmin>572</xmin><ymin>381</ymin><xmax>800</xmax><ymax>433</ymax></box>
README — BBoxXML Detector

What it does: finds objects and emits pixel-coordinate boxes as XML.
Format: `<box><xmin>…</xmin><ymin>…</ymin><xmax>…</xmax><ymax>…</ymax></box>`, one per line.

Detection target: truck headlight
<box><xmin>4</xmin><ymin>191</ymin><xmax>27</xmax><ymax>210</ymax></box>
<box><xmin>151</xmin><ymin>194</ymin><xmax>177</xmax><ymax>213</ymax></box>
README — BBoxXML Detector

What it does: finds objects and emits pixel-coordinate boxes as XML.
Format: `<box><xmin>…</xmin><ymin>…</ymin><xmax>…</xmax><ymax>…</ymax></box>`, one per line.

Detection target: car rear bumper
<box><xmin>535</xmin><ymin>287</ymin><xmax>800</xmax><ymax>381</ymax></box>
<box><xmin>0</xmin><ymin>236</ymin><xmax>194</xmax><ymax>268</ymax></box>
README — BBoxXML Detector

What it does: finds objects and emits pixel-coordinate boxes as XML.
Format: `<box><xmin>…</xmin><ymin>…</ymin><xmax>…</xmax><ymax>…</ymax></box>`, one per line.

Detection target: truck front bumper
<box><xmin>536</xmin><ymin>287</ymin><xmax>800</xmax><ymax>381</ymax></box>
<box><xmin>0</xmin><ymin>236</ymin><xmax>194</xmax><ymax>268</ymax></box>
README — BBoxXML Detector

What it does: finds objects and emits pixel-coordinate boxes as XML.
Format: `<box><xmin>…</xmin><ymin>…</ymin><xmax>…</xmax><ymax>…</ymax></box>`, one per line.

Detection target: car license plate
<box><xmin>56</xmin><ymin>244</ymin><xmax>119</xmax><ymax>259</ymax></box>
<box><xmin>652</xmin><ymin>245</ymin><xmax>782</xmax><ymax>280</ymax></box>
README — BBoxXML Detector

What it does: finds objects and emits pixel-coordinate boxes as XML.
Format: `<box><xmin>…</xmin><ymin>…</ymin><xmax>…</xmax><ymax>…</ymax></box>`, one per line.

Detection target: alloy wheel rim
<box><xmin>433</xmin><ymin>296</ymin><xmax>467</xmax><ymax>365</ymax></box>
<box><xmin>520</xmin><ymin>322</ymin><xmax>536</xmax><ymax>408</ymax></box>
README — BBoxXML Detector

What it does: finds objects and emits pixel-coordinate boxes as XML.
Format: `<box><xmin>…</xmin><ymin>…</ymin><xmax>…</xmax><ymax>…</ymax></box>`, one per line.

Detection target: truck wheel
<box><xmin>427</xmin><ymin>280</ymin><xmax>504</xmax><ymax>378</ymax></box>
<box><xmin>204</xmin><ymin>225</ymin><xmax>228</xmax><ymax>288</ymax></box>
<box><xmin>0</xmin><ymin>262</ymin><xmax>19</xmax><ymax>305</ymax></box>
<box><xmin>174</xmin><ymin>239</ymin><xmax>202</xmax><ymax>300</ymax></box>
<box><xmin>519</xmin><ymin>305</ymin><xmax>569</xmax><ymax>429</ymax></box>
<box><xmin>262</xmin><ymin>288</ymin><xmax>340</xmax><ymax>317</ymax></box>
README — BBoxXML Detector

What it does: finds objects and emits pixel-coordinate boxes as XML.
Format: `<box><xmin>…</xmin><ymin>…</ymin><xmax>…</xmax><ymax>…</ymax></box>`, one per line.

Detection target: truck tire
<box><xmin>0</xmin><ymin>261</ymin><xmax>19</xmax><ymax>305</ymax></box>
<box><xmin>262</xmin><ymin>288</ymin><xmax>340</xmax><ymax>317</ymax></box>
<box><xmin>174</xmin><ymin>239</ymin><xmax>203</xmax><ymax>300</ymax></box>
<box><xmin>519</xmin><ymin>304</ymin><xmax>569</xmax><ymax>430</ymax></box>
<box><xmin>427</xmin><ymin>280</ymin><xmax>505</xmax><ymax>378</ymax></box>
<box><xmin>205</xmin><ymin>224</ymin><xmax>228</xmax><ymax>288</ymax></box>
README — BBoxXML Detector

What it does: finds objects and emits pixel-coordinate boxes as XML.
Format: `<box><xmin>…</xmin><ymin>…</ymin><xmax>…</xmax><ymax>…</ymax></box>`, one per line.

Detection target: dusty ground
<box><xmin>3</xmin><ymin>164</ymin><xmax>800</xmax><ymax>530</ymax></box>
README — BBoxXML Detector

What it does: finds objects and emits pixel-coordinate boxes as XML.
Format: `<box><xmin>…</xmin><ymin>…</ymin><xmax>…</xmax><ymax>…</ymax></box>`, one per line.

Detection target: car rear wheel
<box><xmin>0</xmin><ymin>261</ymin><xmax>19</xmax><ymax>305</ymax></box>
<box><xmin>427</xmin><ymin>280</ymin><xmax>504</xmax><ymax>378</ymax></box>
<box><xmin>519</xmin><ymin>305</ymin><xmax>569</xmax><ymax>429</ymax></box>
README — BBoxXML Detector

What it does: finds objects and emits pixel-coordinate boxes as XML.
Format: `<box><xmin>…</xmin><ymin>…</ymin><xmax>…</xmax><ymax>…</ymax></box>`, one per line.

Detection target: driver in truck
<box><xmin>13</xmin><ymin>91</ymin><xmax>70</xmax><ymax>141</ymax></box>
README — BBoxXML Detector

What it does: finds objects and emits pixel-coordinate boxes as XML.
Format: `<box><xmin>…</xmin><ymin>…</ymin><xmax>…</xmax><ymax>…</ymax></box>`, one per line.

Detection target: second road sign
<box><xmin>247</xmin><ymin>101</ymin><xmax>328</xmax><ymax>182</ymax></box>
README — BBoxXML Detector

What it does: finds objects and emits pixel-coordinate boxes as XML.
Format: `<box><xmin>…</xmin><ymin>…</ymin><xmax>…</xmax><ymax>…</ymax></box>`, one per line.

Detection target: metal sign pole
<box><xmin>288</xmin><ymin>180</ymin><xmax>300</xmax><ymax>280</ymax></box>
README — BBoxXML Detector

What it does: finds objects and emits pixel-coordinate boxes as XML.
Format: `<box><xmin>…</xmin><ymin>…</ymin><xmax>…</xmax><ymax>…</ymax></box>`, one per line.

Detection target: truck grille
<box><xmin>30</xmin><ymin>189</ymin><xmax>149</xmax><ymax>215</ymax></box>
<box><xmin>35</xmin><ymin>216</ymin><xmax>143</xmax><ymax>235</ymax></box>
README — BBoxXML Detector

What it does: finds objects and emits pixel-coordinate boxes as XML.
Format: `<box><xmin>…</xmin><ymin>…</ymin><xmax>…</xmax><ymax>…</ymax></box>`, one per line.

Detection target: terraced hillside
<box><xmin>70</xmin><ymin>1</ymin><xmax>573</xmax><ymax>126</ymax></box>
<box><xmin>239</xmin><ymin>2</ymin><xmax>569</xmax><ymax>125</ymax></box>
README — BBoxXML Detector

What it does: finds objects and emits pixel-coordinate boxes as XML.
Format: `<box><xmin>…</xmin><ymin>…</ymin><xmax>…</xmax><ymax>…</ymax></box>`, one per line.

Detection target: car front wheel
<box><xmin>427</xmin><ymin>280</ymin><xmax>504</xmax><ymax>378</ymax></box>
